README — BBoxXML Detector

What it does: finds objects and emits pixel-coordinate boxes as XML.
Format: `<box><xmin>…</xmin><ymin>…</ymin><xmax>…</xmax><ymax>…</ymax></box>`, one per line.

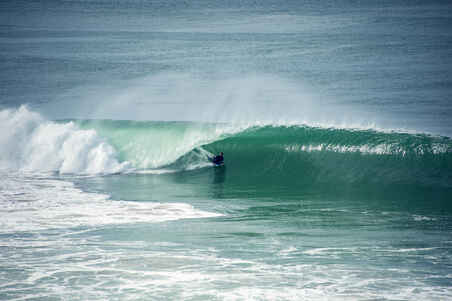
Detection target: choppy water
<box><xmin>1</xmin><ymin>0</ymin><xmax>452</xmax><ymax>300</ymax></box>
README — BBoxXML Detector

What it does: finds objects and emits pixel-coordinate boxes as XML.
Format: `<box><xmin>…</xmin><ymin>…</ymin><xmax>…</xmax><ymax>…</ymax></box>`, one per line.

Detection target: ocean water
<box><xmin>1</xmin><ymin>0</ymin><xmax>452</xmax><ymax>300</ymax></box>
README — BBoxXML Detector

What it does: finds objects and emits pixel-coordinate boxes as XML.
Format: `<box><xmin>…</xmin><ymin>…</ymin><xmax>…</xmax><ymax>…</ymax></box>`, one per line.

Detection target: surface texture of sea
<box><xmin>1</xmin><ymin>0</ymin><xmax>452</xmax><ymax>300</ymax></box>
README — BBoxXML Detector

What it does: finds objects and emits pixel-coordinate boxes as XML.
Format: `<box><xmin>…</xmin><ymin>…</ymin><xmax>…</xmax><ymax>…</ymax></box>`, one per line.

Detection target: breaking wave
<box><xmin>1</xmin><ymin>106</ymin><xmax>451</xmax><ymax>189</ymax></box>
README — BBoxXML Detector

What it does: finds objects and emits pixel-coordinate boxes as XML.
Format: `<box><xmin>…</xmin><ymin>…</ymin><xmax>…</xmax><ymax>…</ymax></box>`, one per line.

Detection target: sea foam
<box><xmin>0</xmin><ymin>106</ymin><xmax>129</xmax><ymax>174</ymax></box>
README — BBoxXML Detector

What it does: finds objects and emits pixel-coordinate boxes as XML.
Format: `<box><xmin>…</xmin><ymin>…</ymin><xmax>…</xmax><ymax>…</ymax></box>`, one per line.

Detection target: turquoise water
<box><xmin>1</xmin><ymin>0</ymin><xmax>452</xmax><ymax>300</ymax></box>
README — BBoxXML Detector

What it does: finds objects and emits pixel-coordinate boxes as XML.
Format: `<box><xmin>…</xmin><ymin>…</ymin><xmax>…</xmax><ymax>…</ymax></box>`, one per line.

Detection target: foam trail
<box><xmin>0</xmin><ymin>171</ymin><xmax>222</xmax><ymax>232</ymax></box>
<box><xmin>0</xmin><ymin>106</ymin><xmax>129</xmax><ymax>174</ymax></box>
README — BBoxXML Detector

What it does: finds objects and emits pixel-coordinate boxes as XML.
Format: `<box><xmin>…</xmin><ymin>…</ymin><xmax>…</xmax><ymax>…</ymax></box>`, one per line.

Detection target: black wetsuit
<box><xmin>212</xmin><ymin>155</ymin><xmax>224</xmax><ymax>164</ymax></box>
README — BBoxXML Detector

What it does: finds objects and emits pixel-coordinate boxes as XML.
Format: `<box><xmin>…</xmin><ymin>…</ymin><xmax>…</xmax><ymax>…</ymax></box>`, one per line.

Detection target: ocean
<box><xmin>1</xmin><ymin>0</ymin><xmax>452</xmax><ymax>300</ymax></box>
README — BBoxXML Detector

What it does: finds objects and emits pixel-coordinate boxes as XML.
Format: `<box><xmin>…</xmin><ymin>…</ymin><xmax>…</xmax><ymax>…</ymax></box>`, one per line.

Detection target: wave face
<box><xmin>203</xmin><ymin>126</ymin><xmax>452</xmax><ymax>188</ymax></box>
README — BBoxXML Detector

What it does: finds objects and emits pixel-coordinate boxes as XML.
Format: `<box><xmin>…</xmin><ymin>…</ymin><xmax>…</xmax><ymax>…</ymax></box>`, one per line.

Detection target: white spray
<box><xmin>0</xmin><ymin>106</ymin><xmax>129</xmax><ymax>174</ymax></box>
